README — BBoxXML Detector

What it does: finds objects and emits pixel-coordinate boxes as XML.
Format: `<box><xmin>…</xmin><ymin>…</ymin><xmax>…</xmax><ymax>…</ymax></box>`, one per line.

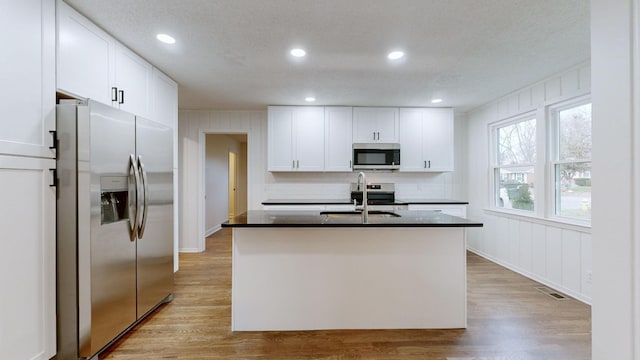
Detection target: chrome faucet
<box><xmin>355</xmin><ymin>171</ymin><xmax>368</xmax><ymax>224</ymax></box>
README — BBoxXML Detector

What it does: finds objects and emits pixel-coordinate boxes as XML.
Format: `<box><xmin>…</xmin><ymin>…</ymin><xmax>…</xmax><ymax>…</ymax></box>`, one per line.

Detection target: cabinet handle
<box><xmin>424</xmin><ymin>160</ymin><xmax>426</xmax><ymax>168</ymax></box>
<box><xmin>111</xmin><ymin>87</ymin><xmax>118</xmax><ymax>102</ymax></box>
<box><xmin>292</xmin><ymin>160</ymin><xmax>295</xmax><ymax>169</ymax></box>
<box><xmin>49</xmin><ymin>168</ymin><xmax>57</xmax><ymax>187</ymax></box>
<box><xmin>373</xmin><ymin>131</ymin><xmax>376</xmax><ymax>140</ymax></box>
<box><xmin>49</xmin><ymin>130</ymin><xmax>57</xmax><ymax>150</ymax></box>
<box><xmin>297</xmin><ymin>160</ymin><xmax>300</xmax><ymax>168</ymax></box>
<box><xmin>350</xmin><ymin>160</ymin><xmax>352</xmax><ymax>169</ymax></box>
<box><xmin>428</xmin><ymin>160</ymin><xmax>431</xmax><ymax>168</ymax></box>
<box><xmin>377</xmin><ymin>132</ymin><xmax>380</xmax><ymax>140</ymax></box>
<box><xmin>118</xmin><ymin>90</ymin><xmax>125</xmax><ymax>104</ymax></box>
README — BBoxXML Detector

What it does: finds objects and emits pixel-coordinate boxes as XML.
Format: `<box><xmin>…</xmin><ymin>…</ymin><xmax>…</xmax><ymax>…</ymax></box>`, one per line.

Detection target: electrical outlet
<box><xmin>585</xmin><ymin>270</ymin><xmax>593</xmax><ymax>284</ymax></box>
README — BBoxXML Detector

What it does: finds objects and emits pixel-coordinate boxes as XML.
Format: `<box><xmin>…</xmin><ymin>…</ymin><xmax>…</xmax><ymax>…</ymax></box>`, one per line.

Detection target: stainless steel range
<box><xmin>350</xmin><ymin>183</ymin><xmax>407</xmax><ymax>210</ymax></box>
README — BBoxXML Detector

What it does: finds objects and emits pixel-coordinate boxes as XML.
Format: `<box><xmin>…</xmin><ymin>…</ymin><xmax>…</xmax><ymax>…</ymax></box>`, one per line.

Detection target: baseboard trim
<box><xmin>467</xmin><ymin>247</ymin><xmax>592</xmax><ymax>305</ymax></box>
<box><xmin>205</xmin><ymin>225</ymin><xmax>222</xmax><ymax>237</ymax></box>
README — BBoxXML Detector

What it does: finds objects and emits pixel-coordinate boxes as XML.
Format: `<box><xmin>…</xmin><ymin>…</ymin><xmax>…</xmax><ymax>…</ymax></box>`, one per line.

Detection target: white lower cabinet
<box><xmin>408</xmin><ymin>204</ymin><xmax>467</xmax><ymax>218</ymax></box>
<box><xmin>0</xmin><ymin>155</ymin><xmax>56</xmax><ymax>360</ymax></box>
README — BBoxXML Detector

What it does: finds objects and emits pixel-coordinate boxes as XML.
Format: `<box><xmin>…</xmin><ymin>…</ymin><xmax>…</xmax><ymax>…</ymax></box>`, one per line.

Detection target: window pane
<box><xmin>497</xmin><ymin>118</ymin><xmax>536</xmax><ymax>165</ymax></box>
<box><xmin>555</xmin><ymin>162</ymin><xmax>591</xmax><ymax>220</ymax></box>
<box><xmin>559</xmin><ymin>103</ymin><xmax>591</xmax><ymax>161</ymax></box>
<box><xmin>495</xmin><ymin>166</ymin><xmax>535</xmax><ymax>211</ymax></box>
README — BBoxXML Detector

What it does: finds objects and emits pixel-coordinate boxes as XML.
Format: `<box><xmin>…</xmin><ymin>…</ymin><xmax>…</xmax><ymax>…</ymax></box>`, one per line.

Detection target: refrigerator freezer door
<box><xmin>81</xmin><ymin>100</ymin><xmax>138</xmax><ymax>357</ymax></box>
<box><xmin>135</xmin><ymin>116</ymin><xmax>174</xmax><ymax>317</ymax></box>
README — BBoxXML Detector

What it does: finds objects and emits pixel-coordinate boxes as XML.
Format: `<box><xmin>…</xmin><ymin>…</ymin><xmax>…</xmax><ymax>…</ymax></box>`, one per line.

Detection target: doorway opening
<box><xmin>204</xmin><ymin>133</ymin><xmax>247</xmax><ymax>236</ymax></box>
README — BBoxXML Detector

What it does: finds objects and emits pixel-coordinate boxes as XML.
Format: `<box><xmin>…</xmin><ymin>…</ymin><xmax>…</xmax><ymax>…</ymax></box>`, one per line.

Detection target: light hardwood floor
<box><xmin>101</xmin><ymin>228</ymin><xmax>591</xmax><ymax>359</ymax></box>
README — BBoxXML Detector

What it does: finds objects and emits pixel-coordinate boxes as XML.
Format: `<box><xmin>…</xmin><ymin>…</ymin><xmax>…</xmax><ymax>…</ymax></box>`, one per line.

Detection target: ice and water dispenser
<box><xmin>100</xmin><ymin>176</ymin><xmax>129</xmax><ymax>224</ymax></box>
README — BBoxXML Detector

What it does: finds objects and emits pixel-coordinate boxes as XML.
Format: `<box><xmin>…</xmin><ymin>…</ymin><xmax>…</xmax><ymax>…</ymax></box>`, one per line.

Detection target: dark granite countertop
<box><xmin>222</xmin><ymin>210</ymin><xmax>483</xmax><ymax>228</ymax></box>
<box><xmin>262</xmin><ymin>198</ymin><xmax>469</xmax><ymax>205</ymax></box>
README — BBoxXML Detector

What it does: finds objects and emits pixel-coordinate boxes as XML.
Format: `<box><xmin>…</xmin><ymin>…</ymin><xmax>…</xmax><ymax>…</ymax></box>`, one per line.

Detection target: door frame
<box><xmin>199</xmin><ymin>131</ymin><xmax>248</xmax><ymax>249</ymax></box>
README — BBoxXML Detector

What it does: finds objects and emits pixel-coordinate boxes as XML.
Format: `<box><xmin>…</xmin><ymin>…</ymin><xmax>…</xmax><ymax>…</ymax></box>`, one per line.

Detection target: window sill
<box><xmin>483</xmin><ymin>208</ymin><xmax>591</xmax><ymax>233</ymax></box>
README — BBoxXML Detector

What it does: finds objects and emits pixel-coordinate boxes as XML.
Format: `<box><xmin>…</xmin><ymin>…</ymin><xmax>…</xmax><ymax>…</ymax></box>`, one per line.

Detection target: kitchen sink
<box><xmin>320</xmin><ymin>210</ymin><xmax>401</xmax><ymax>218</ymax></box>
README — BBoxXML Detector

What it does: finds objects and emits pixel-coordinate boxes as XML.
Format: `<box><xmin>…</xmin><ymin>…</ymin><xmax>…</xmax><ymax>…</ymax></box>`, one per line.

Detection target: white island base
<box><xmin>231</xmin><ymin>227</ymin><xmax>467</xmax><ymax>331</ymax></box>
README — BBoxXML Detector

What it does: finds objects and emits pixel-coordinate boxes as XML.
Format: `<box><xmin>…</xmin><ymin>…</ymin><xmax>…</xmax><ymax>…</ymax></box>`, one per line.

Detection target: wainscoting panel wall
<box><xmin>466</xmin><ymin>62</ymin><xmax>592</xmax><ymax>303</ymax></box>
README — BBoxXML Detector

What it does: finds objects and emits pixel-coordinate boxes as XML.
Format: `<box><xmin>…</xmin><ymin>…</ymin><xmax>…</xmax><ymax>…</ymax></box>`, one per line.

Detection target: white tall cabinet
<box><xmin>151</xmin><ymin>68</ymin><xmax>180</xmax><ymax>271</ymax></box>
<box><xmin>268</xmin><ymin>106</ymin><xmax>325</xmax><ymax>171</ymax></box>
<box><xmin>324</xmin><ymin>107</ymin><xmax>353</xmax><ymax>171</ymax></box>
<box><xmin>399</xmin><ymin>108</ymin><xmax>454</xmax><ymax>172</ymax></box>
<box><xmin>0</xmin><ymin>0</ymin><xmax>57</xmax><ymax>359</ymax></box>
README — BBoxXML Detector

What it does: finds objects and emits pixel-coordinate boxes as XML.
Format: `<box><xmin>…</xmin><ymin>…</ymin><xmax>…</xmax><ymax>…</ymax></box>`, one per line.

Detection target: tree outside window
<box><xmin>493</xmin><ymin>117</ymin><xmax>536</xmax><ymax>212</ymax></box>
<box><xmin>553</xmin><ymin>102</ymin><xmax>592</xmax><ymax>220</ymax></box>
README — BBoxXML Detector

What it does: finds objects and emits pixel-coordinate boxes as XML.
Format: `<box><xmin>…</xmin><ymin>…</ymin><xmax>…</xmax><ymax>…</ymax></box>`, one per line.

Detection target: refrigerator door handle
<box><xmin>129</xmin><ymin>154</ymin><xmax>141</xmax><ymax>241</ymax></box>
<box><xmin>137</xmin><ymin>155</ymin><xmax>149</xmax><ymax>239</ymax></box>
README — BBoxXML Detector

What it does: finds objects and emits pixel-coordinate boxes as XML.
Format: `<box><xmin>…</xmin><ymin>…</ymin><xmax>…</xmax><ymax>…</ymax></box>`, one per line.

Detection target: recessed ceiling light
<box><xmin>431</xmin><ymin>98</ymin><xmax>443</xmax><ymax>104</ymax></box>
<box><xmin>305</xmin><ymin>97</ymin><xmax>316</xmax><ymax>102</ymax></box>
<box><xmin>291</xmin><ymin>48</ymin><xmax>306</xmax><ymax>57</ymax></box>
<box><xmin>156</xmin><ymin>33</ymin><xmax>176</xmax><ymax>44</ymax></box>
<box><xmin>387</xmin><ymin>51</ymin><xmax>405</xmax><ymax>60</ymax></box>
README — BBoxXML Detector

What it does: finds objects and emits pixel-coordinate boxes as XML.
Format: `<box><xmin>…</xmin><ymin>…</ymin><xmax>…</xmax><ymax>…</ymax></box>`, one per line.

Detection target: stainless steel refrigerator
<box><xmin>56</xmin><ymin>99</ymin><xmax>173</xmax><ymax>359</ymax></box>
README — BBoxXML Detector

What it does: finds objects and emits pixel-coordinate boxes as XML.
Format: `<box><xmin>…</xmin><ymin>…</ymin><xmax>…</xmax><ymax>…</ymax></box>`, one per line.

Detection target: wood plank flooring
<box><xmin>101</xmin><ymin>228</ymin><xmax>591</xmax><ymax>359</ymax></box>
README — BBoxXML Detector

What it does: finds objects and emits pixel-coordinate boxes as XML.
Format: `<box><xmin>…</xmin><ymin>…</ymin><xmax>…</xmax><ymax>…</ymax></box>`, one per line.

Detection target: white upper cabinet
<box><xmin>57</xmin><ymin>0</ymin><xmax>115</xmax><ymax>105</ymax></box>
<box><xmin>324</xmin><ymin>107</ymin><xmax>353</xmax><ymax>172</ymax></box>
<box><xmin>0</xmin><ymin>0</ymin><xmax>56</xmax><ymax>158</ymax></box>
<box><xmin>114</xmin><ymin>44</ymin><xmax>153</xmax><ymax>118</ymax></box>
<box><xmin>151</xmin><ymin>68</ymin><xmax>178</xmax><ymax>129</ymax></box>
<box><xmin>268</xmin><ymin>106</ymin><xmax>325</xmax><ymax>171</ymax></box>
<box><xmin>399</xmin><ymin>108</ymin><xmax>454</xmax><ymax>172</ymax></box>
<box><xmin>353</xmin><ymin>107</ymin><xmax>399</xmax><ymax>143</ymax></box>
<box><xmin>58</xmin><ymin>0</ymin><xmax>153</xmax><ymax>118</ymax></box>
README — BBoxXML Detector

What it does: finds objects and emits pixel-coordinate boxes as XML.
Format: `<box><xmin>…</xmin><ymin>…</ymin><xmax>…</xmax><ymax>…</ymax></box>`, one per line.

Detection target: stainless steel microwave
<box><xmin>352</xmin><ymin>143</ymin><xmax>400</xmax><ymax>170</ymax></box>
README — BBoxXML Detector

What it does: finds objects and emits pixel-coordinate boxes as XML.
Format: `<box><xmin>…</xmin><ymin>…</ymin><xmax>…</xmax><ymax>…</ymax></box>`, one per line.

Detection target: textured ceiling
<box><xmin>64</xmin><ymin>0</ymin><xmax>590</xmax><ymax>111</ymax></box>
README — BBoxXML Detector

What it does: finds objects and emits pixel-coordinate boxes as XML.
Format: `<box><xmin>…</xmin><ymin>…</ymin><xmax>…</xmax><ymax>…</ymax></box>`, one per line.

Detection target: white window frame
<box><xmin>489</xmin><ymin>112</ymin><xmax>538</xmax><ymax>215</ymax></box>
<box><xmin>547</xmin><ymin>95</ymin><xmax>592</xmax><ymax>225</ymax></box>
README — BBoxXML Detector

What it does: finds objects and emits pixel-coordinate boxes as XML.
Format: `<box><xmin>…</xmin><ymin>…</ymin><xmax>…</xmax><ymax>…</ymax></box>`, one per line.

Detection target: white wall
<box><xmin>591</xmin><ymin>0</ymin><xmax>640</xmax><ymax>358</ymax></box>
<box><xmin>465</xmin><ymin>63</ymin><xmax>593</xmax><ymax>304</ymax></box>
<box><xmin>179</xmin><ymin>110</ymin><xmax>267</xmax><ymax>252</ymax></box>
<box><xmin>204</xmin><ymin>134</ymin><xmax>246</xmax><ymax>236</ymax></box>
<box><xmin>178</xmin><ymin>110</ymin><xmax>468</xmax><ymax>252</ymax></box>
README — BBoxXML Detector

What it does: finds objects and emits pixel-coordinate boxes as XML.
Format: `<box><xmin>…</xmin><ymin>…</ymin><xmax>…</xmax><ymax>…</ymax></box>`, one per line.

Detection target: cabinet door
<box><xmin>114</xmin><ymin>44</ymin><xmax>153</xmax><ymax>118</ymax></box>
<box><xmin>399</xmin><ymin>108</ymin><xmax>427</xmax><ymax>171</ymax></box>
<box><xmin>423</xmin><ymin>108</ymin><xmax>454</xmax><ymax>171</ymax></box>
<box><xmin>267</xmin><ymin>107</ymin><xmax>294</xmax><ymax>171</ymax></box>
<box><xmin>57</xmin><ymin>0</ymin><xmax>115</xmax><ymax>105</ymax></box>
<box><xmin>324</xmin><ymin>107</ymin><xmax>353</xmax><ymax>172</ymax></box>
<box><xmin>0</xmin><ymin>155</ymin><xmax>56</xmax><ymax>360</ymax></box>
<box><xmin>374</xmin><ymin>107</ymin><xmax>399</xmax><ymax>142</ymax></box>
<box><xmin>0</xmin><ymin>0</ymin><xmax>55</xmax><ymax>158</ymax></box>
<box><xmin>151</xmin><ymin>68</ymin><xmax>178</xmax><ymax>129</ymax></box>
<box><xmin>352</xmin><ymin>107</ymin><xmax>379</xmax><ymax>142</ymax></box>
<box><xmin>293</xmin><ymin>107</ymin><xmax>325</xmax><ymax>171</ymax></box>
<box><xmin>353</xmin><ymin>107</ymin><xmax>399</xmax><ymax>142</ymax></box>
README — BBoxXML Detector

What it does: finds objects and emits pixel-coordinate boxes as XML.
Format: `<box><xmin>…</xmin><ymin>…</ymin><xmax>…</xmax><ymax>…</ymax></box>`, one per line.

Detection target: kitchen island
<box><xmin>222</xmin><ymin>210</ymin><xmax>482</xmax><ymax>331</ymax></box>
